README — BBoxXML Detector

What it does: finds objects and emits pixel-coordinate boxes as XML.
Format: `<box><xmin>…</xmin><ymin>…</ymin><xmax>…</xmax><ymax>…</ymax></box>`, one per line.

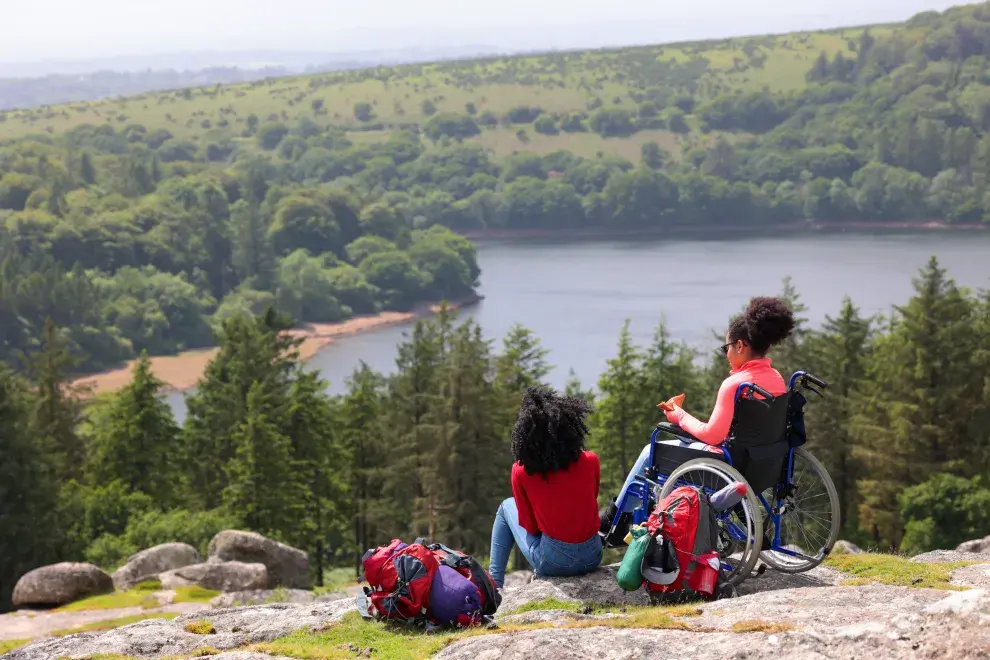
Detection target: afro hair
<box><xmin>510</xmin><ymin>385</ymin><xmax>593</xmax><ymax>478</ymax></box>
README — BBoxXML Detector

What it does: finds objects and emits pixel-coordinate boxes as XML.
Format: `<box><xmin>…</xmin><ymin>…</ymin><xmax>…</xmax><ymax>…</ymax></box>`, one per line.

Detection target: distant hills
<box><xmin>0</xmin><ymin>45</ymin><xmax>510</xmax><ymax>111</ymax></box>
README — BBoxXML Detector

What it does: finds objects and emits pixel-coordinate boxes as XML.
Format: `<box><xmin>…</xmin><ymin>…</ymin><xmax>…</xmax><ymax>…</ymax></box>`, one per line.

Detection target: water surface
<box><xmin>167</xmin><ymin>232</ymin><xmax>990</xmax><ymax>422</ymax></box>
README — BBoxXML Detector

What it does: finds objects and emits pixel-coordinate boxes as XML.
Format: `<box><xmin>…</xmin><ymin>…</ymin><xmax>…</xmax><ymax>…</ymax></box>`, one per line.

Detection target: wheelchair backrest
<box><xmin>729</xmin><ymin>394</ymin><xmax>790</xmax><ymax>448</ymax></box>
<box><xmin>727</xmin><ymin>393</ymin><xmax>791</xmax><ymax>493</ymax></box>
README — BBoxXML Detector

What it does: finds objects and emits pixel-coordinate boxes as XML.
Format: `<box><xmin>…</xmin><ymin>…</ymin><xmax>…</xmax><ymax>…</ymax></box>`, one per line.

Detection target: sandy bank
<box><xmin>73</xmin><ymin>296</ymin><xmax>481</xmax><ymax>398</ymax></box>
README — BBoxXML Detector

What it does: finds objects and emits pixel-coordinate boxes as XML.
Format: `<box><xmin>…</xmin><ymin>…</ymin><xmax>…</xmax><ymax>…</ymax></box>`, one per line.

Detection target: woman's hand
<box><xmin>657</xmin><ymin>393</ymin><xmax>686</xmax><ymax>412</ymax></box>
<box><xmin>663</xmin><ymin>405</ymin><xmax>683</xmax><ymax>424</ymax></box>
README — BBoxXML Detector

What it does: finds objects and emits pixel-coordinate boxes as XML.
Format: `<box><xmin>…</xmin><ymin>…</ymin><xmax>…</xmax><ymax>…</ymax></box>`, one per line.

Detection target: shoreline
<box><xmin>456</xmin><ymin>220</ymin><xmax>989</xmax><ymax>241</ymax></box>
<box><xmin>72</xmin><ymin>294</ymin><xmax>482</xmax><ymax>398</ymax></box>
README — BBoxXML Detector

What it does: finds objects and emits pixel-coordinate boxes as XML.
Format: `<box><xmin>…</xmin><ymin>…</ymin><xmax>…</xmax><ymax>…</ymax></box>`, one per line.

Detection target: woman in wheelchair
<box><xmin>488</xmin><ymin>386</ymin><xmax>604</xmax><ymax>588</ymax></box>
<box><xmin>600</xmin><ymin>296</ymin><xmax>796</xmax><ymax>543</ymax></box>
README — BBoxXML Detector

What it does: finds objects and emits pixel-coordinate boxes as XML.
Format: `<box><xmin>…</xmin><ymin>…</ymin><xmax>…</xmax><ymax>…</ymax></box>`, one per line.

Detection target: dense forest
<box><xmin>3</xmin><ymin>258</ymin><xmax>989</xmax><ymax>612</ymax></box>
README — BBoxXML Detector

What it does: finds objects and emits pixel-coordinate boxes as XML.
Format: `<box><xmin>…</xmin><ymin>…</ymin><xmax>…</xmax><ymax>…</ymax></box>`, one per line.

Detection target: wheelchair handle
<box><xmin>788</xmin><ymin>371</ymin><xmax>829</xmax><ymax>397</ymax></box>
<box><xmin>735</xmin><ymin>382</ymin><xmax>775</xmax><ymax>406</ymax></box>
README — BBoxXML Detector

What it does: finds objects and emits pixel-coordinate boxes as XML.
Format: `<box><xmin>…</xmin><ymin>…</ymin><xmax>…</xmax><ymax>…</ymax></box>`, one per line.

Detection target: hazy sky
<box><xmin>1</xmin><ymin>0</ymin><xmax>973</xmax><ymax>62</ymax></box>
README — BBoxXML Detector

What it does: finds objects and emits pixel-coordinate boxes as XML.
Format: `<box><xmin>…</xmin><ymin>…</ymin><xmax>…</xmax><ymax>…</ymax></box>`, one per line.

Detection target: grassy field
<box><xmin>0</xmin><ymin>23</ymin><xmax>898</xmax><ymax>161</ymax></box>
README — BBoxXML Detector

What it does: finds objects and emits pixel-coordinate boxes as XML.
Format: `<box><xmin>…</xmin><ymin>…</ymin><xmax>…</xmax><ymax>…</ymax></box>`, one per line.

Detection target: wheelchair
<box><xmin>604</xmin><ymin>371</ymin><xmax>841</xmax><ymax>588</ymax></box>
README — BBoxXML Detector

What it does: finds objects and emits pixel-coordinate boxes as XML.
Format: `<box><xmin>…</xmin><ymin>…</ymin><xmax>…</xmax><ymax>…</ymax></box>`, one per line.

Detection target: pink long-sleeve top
<box><xmin>665</xmin><ymin>358</ymin><xmax>786</xmax><ymax>445</ymax></box>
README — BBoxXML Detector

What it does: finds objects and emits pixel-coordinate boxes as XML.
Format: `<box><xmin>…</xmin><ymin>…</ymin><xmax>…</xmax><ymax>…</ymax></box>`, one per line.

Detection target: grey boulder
<box><xmin>957</xmin><ymin>534</ymin><xmax>990</xmax><ymax>554</ymax></box>
<box><xmin>112</xmin><ymin>542</ymin><xmax>202</xmax><ymax>590</ymax></box>
<box><xmin>12</xmin><ymin>562</ymin><xmax>113</xmax><ymax>608</ymax></box>
<box><xmin>207</xmin><ymin>530</ymin><xmax>309</xmax><ymax>589</ymax></box>
<box><xmin>159</xmin><ymin>561</ymin><xmax>267</xmax><ymax>592</ymax></box>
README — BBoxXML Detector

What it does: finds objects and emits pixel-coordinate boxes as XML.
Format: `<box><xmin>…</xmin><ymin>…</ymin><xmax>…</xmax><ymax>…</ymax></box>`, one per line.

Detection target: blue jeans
<box><xmin>616</xmin><ymin>444</ymin><xmax>652</xmax><ymax>513</ymax></box>
<box><xmin>488</xmin><ymin>498</ymin><xmax>603</xmax><ymax>588</ymax></box>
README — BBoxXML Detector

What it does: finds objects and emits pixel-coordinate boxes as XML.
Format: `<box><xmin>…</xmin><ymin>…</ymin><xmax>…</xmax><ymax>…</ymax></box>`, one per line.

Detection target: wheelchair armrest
<box><xmin>656</xmin><ymin>422</ymin><xmax>701</xmax><ymax>443</ymax></box>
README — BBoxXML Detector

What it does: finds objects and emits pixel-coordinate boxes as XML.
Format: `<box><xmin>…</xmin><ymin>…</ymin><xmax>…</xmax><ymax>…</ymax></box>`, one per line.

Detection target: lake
<box><xmin>166</xmin><ymin>231</ymin><xmax>990</xmax><ymax>423</ymax></box>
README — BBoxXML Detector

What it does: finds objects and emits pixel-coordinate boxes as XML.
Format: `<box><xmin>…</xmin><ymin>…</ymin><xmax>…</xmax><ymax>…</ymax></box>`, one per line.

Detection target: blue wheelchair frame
<box><xmin>612</xmin><ymin>371</ymin><xmax>827</xmax><ymax>566</ymax></box>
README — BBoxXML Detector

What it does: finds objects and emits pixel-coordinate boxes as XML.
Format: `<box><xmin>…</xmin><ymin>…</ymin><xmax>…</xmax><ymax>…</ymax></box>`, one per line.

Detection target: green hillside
<box><xmin>0</xmin><ymin>23</ymin><xmax>900</xmax><ymax>153</ymax></box>
<box><xmin>3</xmin><ymin>3</ymin><xmax>990</xmax><ymax>375</ymax></box>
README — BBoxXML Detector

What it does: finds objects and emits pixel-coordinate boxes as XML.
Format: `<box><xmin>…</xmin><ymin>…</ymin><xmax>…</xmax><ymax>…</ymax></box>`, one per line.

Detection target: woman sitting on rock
<box><xmin>488</xmin><ymin>386</ymin><xmax>604</xmax><ymax>588</ymax></box>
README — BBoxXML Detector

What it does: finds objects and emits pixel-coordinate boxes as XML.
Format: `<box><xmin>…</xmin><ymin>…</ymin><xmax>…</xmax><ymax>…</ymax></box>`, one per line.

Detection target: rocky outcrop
<box><xmin>12</xmin><ymin>563</ymin><xmax>114</xmax><ymax>608</ymax></box>
<box><xmin>210</xmin><ymin>588</ymin><xmax>317</xmax><ymax>608</ymax></box>
<box><xmin>498</xmin><ymin>564</ymin><xmax>650</xmax><ymax>614</ymax></box>
<box><xmin>831</xmin><ymin>540</ymin><xmax>862</xmax><ymax>554</ymax></box>
<box><xmin>911</xmin><ymin>548</ymin><xmax>990</xmax><ymax>563</ymax></box>
<box><xmin>207</xmin><ymin>531</ymin><xmax>309</xmax><ymax>589</ymax></box>
<box><xmin>4</xmin><ymin>599</ymin><xmax>355</xmax><ymax>660</ymax></box>
<box><xmin>159</xmin><ymin>561</ymin><xmax>268</xmax><ymax>592</ymax></box>
<box><xmin>501</xmin><ymin>570</ymin><xmax>534</xmax><ymax>589</ymax></box>
<box><xmin>112</xmin><ymin>543</ymin><xmax>202</xmax><ymax>591</ymax></box>
<box><xmin>436</xmin><ymin>586</ymin><xmax>990</xmax><ymax>660</ymax></box>
<box><xmin>957</xmin><ymin>534</ymin><xmax>990</xmax><ymax>554</ymax></box>
<box><xmin>7</xmin><ymin>561</ymin><xmax>990</xmax><ymax>660</ymax></box>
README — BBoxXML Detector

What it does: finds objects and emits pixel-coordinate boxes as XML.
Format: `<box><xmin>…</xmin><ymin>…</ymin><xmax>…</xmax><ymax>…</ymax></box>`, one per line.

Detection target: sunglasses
<box><xmin>720</xmin><ymin>340</ymin><xmax>744</xmax><ymax>355</ymax></box>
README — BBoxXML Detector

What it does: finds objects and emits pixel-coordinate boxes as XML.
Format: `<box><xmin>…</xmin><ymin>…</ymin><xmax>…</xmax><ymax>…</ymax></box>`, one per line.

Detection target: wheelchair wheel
<box><xmin>658</xmin><ymin>458</ymin><xmax>763</xmax><ymax>587</ymax></box>
<box><xmin>759</xmin><ymin>448</ymin><xmax>841</xmax><ymax>573</ymax></box>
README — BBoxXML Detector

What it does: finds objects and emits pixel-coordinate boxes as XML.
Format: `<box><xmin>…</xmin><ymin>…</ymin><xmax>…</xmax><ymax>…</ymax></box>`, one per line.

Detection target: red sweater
<box><xmin>511</xmin><ymin>450</ymin><xmax>601</xmax><ymax>543</ymax></box>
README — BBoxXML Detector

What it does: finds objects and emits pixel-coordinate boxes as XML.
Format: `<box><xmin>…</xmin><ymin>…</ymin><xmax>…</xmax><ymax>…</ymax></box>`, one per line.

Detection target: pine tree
<box><xmin>79</xmin><ymin>151</ymin><xmax>97</xmax><ymax>185</ymax></box>
<box><xmin>87</xmin><ymin>353</ymin><xmax>182</xmax><ymax>508</ymax></box>
<box><xmin>564</xmin><ymin>368</ymin><xmax>595</xmax><ymax>403</ymax></box>
<box><xmin>804</xmin><ymin>297</ymin><xmax>873</xmax><ymax>539</ymax></box>
<box><xmin>772</xmin><ymin>277</ymin><xmax>810</xmax><ymax>378</ymax></box>
<box><xmin>436</xmin><ymin>321</ymin><xmax>505</xmax><ymax>553</ymax></box>
<box><xmin>638</xmin><ymin>320</ymin><xmax>703</xmax><ymax>432</ymax></box>
<box><xmin>338</xmin><ymin>363</ymin><xmax>388</xmax><ymax>575</ymax></box>
<box><xmin>222</xmin><ymin>381</ymin><xmax>305</xmax><ymax>540</ymax></box>
<box><xmin>807</xmin><ymin>51</ymin><xmax>830</xmax><ymax>82</ymax></box>
<box><xmin>0</xmin><ymin>365</ymin><xmax>60</xmax><ymax>612</ymax></box>
<box><xmin>230</xmin><ymin>199</ymin><xmax>275</xmax><ymax>290</ymax></box>
<box><xmin>30</xmin><ymin>318</ymin><xmax>85</xmax><ymax>482</ymax></box>
<box><xmin>382</xmin><ymin>314</ymin><xmax>445</xmax><ymax>539</ymax></box>
<box><xmin>284</xmin><ymin>370</ymin><xmax>341</xmax><ymax>585</ymax></box>
<box><xmin>588</xmin><ymin>320</ymin><xmax>644</xmax><ymax>495</ymax></box>
<box><xmin>851</xmin><ymin>257</ymin><xmax>979</xmax><ymax>547</ymax></box>
<box><xmin>413</xmin><ymin>307</ymin><xmax>458</xmax><ymax>540</ymax></box>
<box><xmin>183</xmin><ymin>309</ymin><xmax>300</xmax><ymax>509</ymax></box>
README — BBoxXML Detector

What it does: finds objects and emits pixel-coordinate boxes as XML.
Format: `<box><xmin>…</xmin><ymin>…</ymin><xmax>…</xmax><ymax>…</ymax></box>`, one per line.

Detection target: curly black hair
<box><xmin>727</xmin><ymin>296</ymin><xmax>796</xmax><ymax>356</ymax></box>
<box><xmin>510</xmin><ymin>385</ymin><xmax>592</xmax><ymax>478</ymax></box>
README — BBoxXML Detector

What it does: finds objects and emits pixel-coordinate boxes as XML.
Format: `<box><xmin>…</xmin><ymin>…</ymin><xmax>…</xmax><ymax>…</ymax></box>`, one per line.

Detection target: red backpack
<box><xmin>642</xmin><ymin>486</ymin><xmax>722</xmax><ymax>601</ymax></box>
<box><xmin>360</xmin><ymin>538</ymin><xmax>501</xmax><ymax>629</ymax></box>
<box><xmin>361</xmin><ymin>539</ymin><xmax>438</xmax><ymax>623</ymax></box>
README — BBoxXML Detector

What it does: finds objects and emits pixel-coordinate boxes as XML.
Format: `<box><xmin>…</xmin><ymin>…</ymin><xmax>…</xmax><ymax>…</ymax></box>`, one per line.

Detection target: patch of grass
<box><xmin>666</xmin><ymin>605</ymin><xmax>704</xmax><ymax>617</ymax></box>
<box><xmin>188</xmin><ymin>648</ymin><xmax>221</xmax><ymax>657</ymax></box>
<box><xmin>506</xmin><ymin>597</ymin><xmax>584</xmax><ymax>615</ymax></box>
<box><xmin>173</xmin><ymin>586</ymin><xmax>220</xmax><ymax>604</ymax></box>
<box><xmin>0</xmin><ymin>639</ymin><xmax>29</xmax><ymax>654</ymax></box>
<box><xmin>251</xmin><ymin>611</ymin><xmax>458</xmax><ymax>660</ymax></box>
<box><xmin>51</xmin><ymin>612</ymin><xmax>179</xmax><ymax>637</ymax></box>
<box><xmin>56</xmin><ymin>584</ymin><xmax>218</xmax><ymax>613</ymax></box>
<box><xmin>730</xmin><ymin>619</ymin><xmax>796</xmax><ymax>633</ymax></box>
<box><xmin>581</xmin><ymin>608</ymin><xmax>694</xmax><ymax>631</ymax></box>
<box><xmin>183</xmin><ymin>620</ymin><xmax>216</xmax><ymax>635</ymax></box>
<box><xmin>56</xmin><ymin>591</ymin><xmax>153</xmax><ymax>612</ymax></box>
<box><xmin>825</xmin><ymin>553</ymin><xmax>976</xmax><ymax>590</ymax></box>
